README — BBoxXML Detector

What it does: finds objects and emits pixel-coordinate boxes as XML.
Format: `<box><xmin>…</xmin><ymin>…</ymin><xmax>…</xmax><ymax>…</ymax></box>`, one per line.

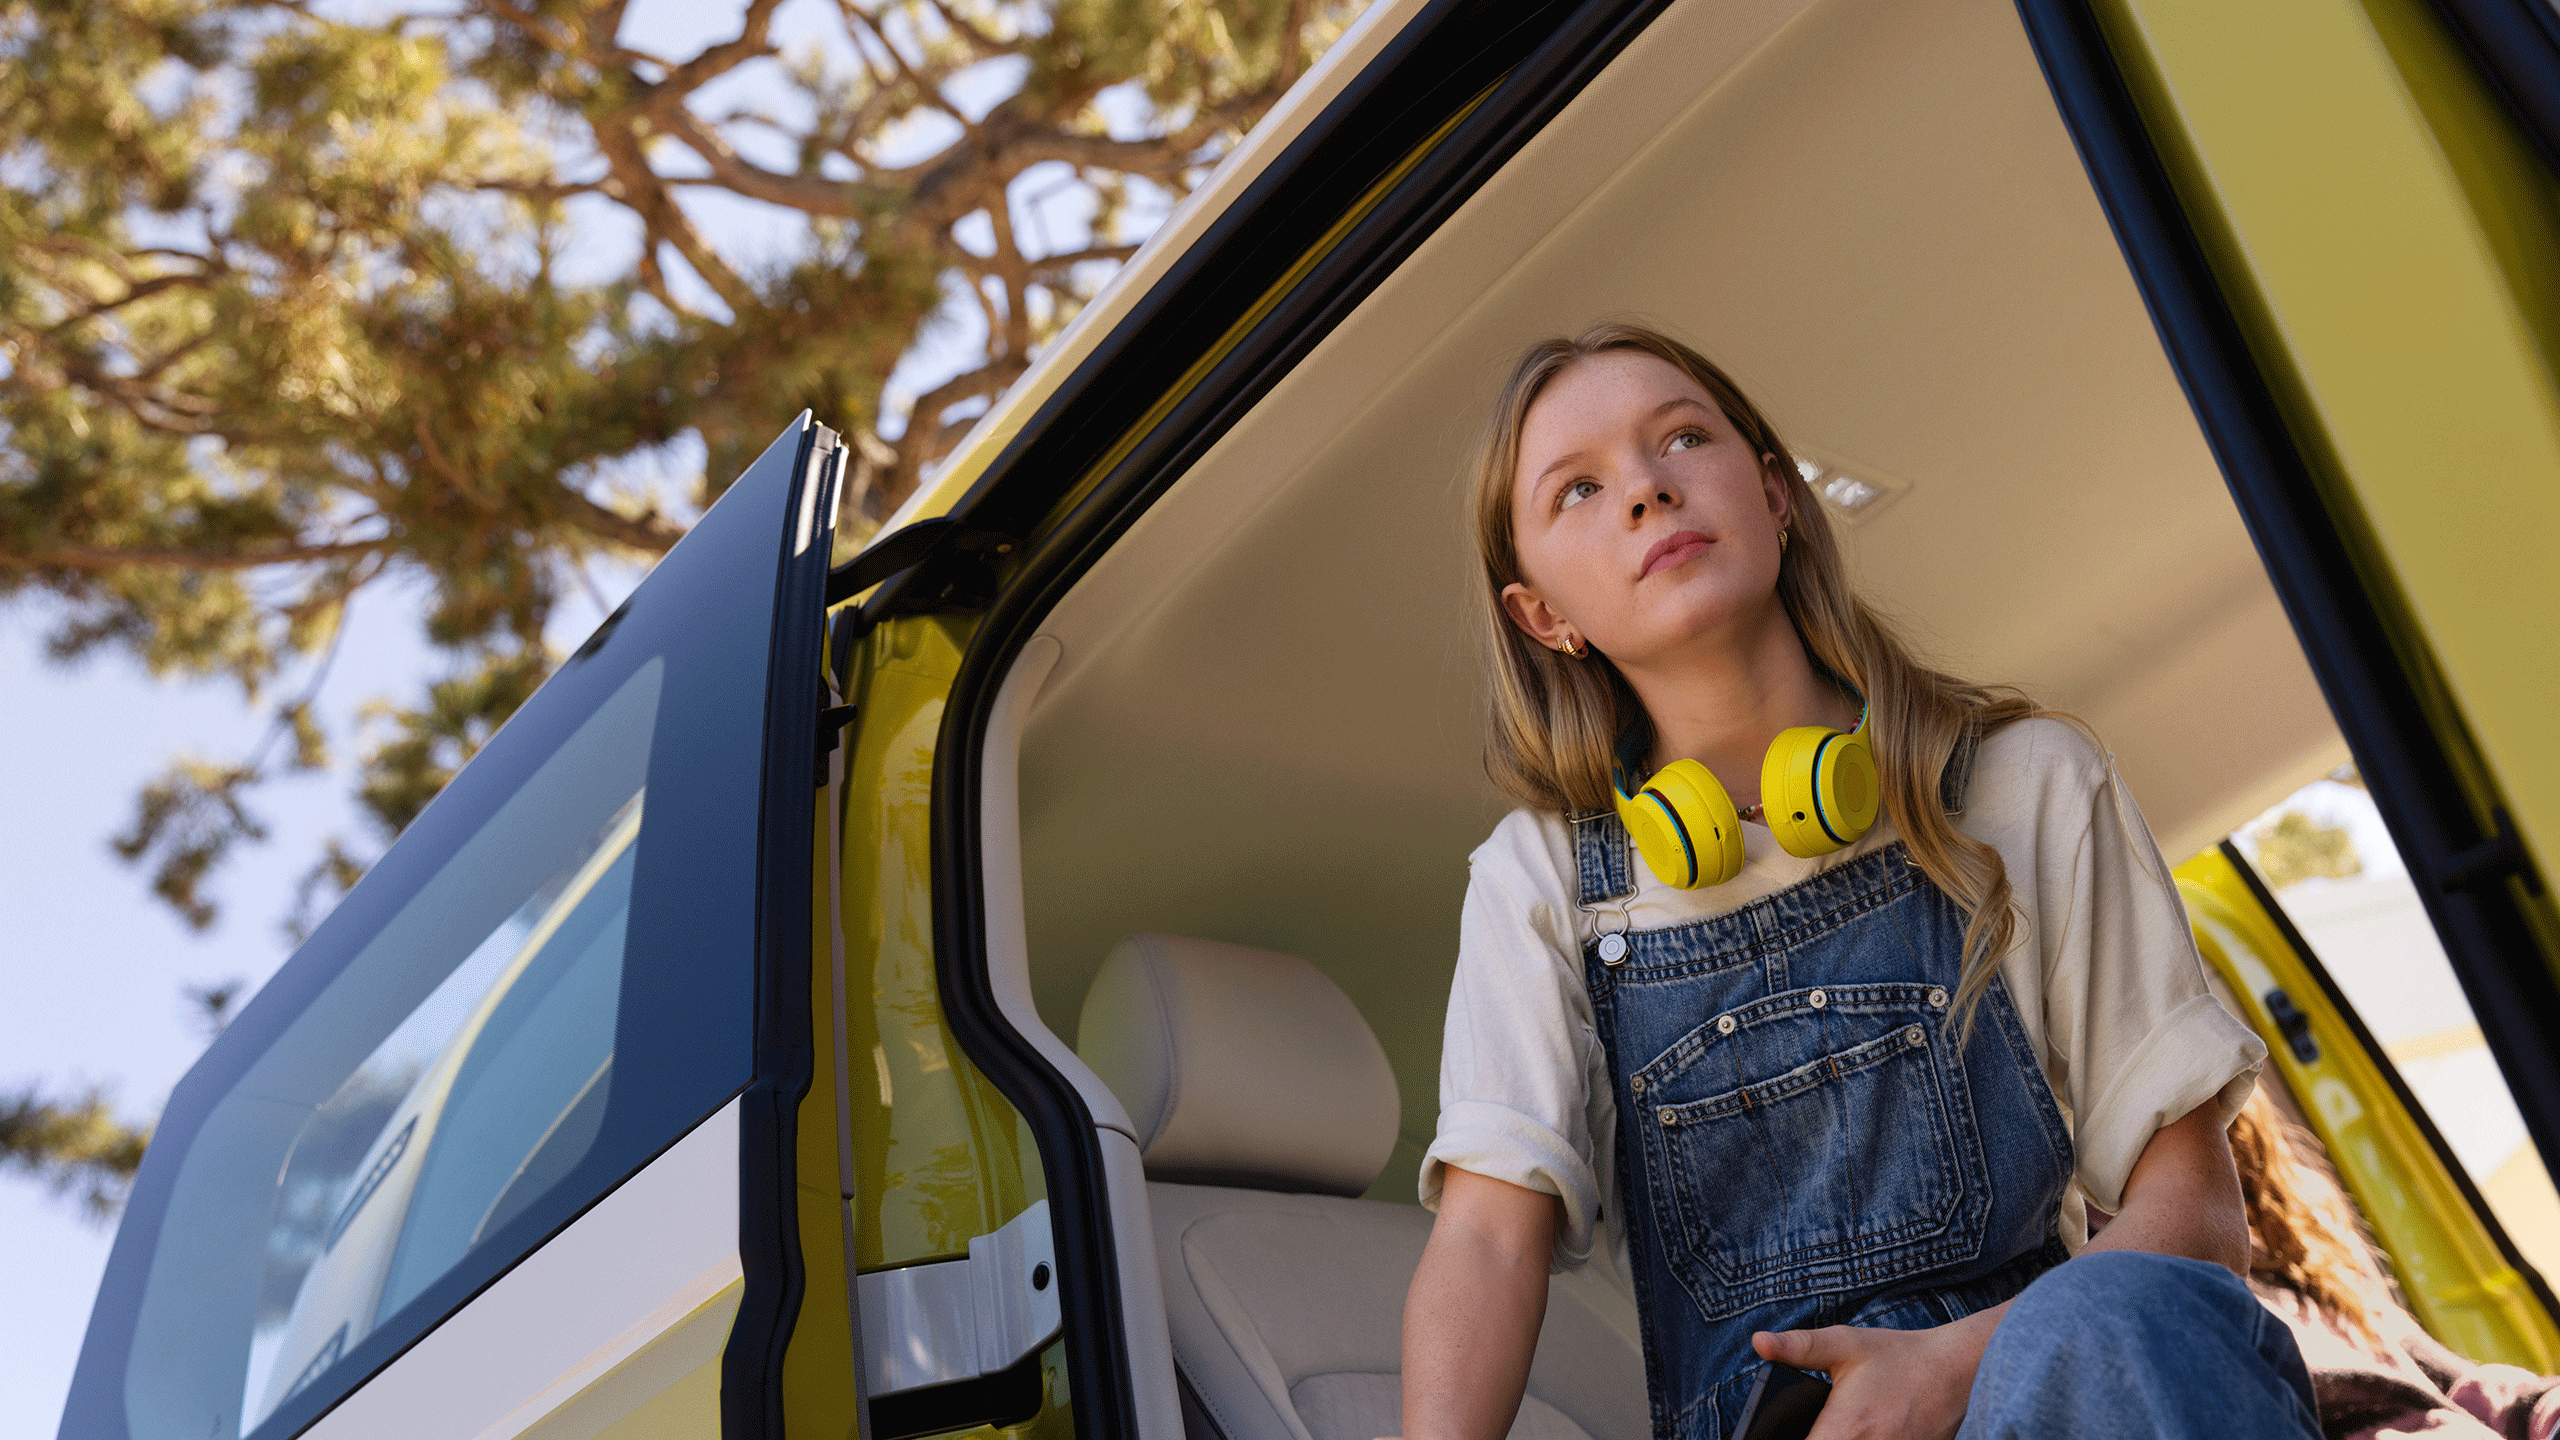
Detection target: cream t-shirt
<box><xmin>1419</xmin><ymin>717</ymin><xmax>2266</xmax><ymax>1280</ymax></box>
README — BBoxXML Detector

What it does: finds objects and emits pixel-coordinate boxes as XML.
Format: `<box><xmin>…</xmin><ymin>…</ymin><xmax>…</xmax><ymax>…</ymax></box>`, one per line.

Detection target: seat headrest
<box><xmin>1075</xmin><ymin>934</ymin><xmax>1399</xmax><ymax>1197</ymax></box>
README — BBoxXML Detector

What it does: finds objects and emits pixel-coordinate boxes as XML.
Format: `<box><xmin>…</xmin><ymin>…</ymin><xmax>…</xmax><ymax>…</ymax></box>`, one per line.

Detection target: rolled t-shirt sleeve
<box><xmin>1421</xmin><ymin>819</ymin><xmax>1608</xmax><ymax>1269</ymax></box>
<box><xmin>2008</xmin><ymin>730</ymin><xmax>2265</xmax><ymax>1211</ymax></box>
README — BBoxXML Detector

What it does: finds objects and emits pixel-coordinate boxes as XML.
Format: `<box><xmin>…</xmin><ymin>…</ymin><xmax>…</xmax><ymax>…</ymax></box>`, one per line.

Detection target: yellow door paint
<box><xmin>784</xmin><ymin>609</ymin><xmax>1072</xmax><ymax>1440</ymax></box>
<box><xmin>2096</xmin><ymin>0</ymin><xmax>2560</xmax><ymax>957</ymax></box>
<box><xmin>2179</xmin><ymin>849</ymin><xmax>2560</xmax><ymax>1368</ymax></box>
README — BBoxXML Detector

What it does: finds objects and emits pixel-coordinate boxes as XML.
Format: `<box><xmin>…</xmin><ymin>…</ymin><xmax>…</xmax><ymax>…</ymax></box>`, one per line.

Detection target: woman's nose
<box><xmin>1631</xmin><ymin>490</ymin><xmax>1675</xmax><ymax>520</ymax></box>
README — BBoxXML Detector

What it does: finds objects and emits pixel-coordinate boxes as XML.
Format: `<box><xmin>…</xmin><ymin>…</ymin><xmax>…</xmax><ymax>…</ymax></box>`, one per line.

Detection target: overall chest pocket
<box><xmin>1629</xmin><ymin>982</ymin><xmax>1990</xmax><ymax>1319</ymax></box>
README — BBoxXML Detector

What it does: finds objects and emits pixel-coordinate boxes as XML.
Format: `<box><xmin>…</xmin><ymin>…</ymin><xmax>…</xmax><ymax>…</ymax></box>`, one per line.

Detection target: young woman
<box><xmin>1398</xmin><ymin>322</ymin><xmax>2321</xmax><ymax>1440</ymax></box>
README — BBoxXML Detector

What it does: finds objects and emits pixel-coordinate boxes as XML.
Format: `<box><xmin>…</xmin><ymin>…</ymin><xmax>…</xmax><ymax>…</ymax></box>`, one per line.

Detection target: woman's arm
<box><xmin>1395</xmin><ymin>1166</ymin><xmax>1560</xmax><ymax>1440</ymax></box>
<box><xmin>1753</xmin><ymin>1097</ymin><xmax>2249</xmax><ymax>1440</ymax></box>
<box><xmin>2078</xmin><ymin>1095</ymin><xmax>2250</xmax><ymax>1270</ymax></box>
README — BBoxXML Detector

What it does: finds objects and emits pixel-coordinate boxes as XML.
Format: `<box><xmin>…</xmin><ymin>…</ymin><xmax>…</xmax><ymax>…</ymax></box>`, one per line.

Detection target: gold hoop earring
<box><xmin>1778</xmin><ymin>526</ymin><xmax>1791</xmax><ymax>555</ymax></box>
<box><xmin>1559</xmin><ymin>637</ymin><xmax>1586</xmax><ymax>659</ymax></box>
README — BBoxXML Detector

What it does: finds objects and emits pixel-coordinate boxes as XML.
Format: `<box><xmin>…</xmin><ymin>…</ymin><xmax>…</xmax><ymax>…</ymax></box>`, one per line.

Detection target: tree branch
<box><xmin>42</xmin><ymin>271</ymin><xmax>214</xmax><ymax>335</ymax></box>
<box><xmin>1030</xmin><ymin>241</ymin><xmax>1142</xmax><ymax>272</ymax></box>
<box><xmin>11</xmin><ymin>539</ymin><xmax>394</xmax><ymax>573</ymax></box>
<box><xmin>590</xmin><ymin>119</ymin><xmax>762</xmax><ymax>315</ymax></box>
<box><xmin>888</xmin><ymin>357</ymin><xmax>1022</xmax><ymax>505</ymax></box>
<box><xmin>918</xmin><ymin>0</ymin><xmax>1010</xmax><ymax>58</ymax></box>
<box><xmin>652</xmin><ymin>0</ymin><xmax>785</xmax><ymax>94</ymax></box>
<box><xmin>651</xmin><ymin>104</ymin><xmax>876</xmax><ymax>218</ymax></box>
<box><xmin>556</xmin><ymin>488</ymin><xmax>686</xmax><ymax>553</ymax></box>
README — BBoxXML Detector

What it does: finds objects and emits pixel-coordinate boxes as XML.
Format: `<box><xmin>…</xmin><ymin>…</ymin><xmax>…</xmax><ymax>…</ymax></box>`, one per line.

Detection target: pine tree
<box><xmin>0</xmin><ymin>0</ymin><xmax>1354</xmax><ymax>1203</ymax></box>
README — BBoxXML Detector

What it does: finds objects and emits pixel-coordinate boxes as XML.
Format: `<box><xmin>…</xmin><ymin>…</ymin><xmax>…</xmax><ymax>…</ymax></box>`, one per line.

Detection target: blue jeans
<box><xmin>1960</xmin><ymin>1251</ymin><xmax>2323</xmax><ymax>1439</ymax></box>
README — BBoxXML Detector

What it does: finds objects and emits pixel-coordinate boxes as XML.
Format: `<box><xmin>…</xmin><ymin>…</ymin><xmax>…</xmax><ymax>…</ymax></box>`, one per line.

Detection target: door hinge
<box><xmin>817</xmin><ymin>703</ymin><xmax>858</xmax><ymax>786</ymax></box>
<box><xmin>2437</xmin><ymin>808</ymin><xmax>2544</xmax><ymax>896</ymax></box>
<box><xmin>825</xmin><ymin>516</ymin><xmax>1018</xmax><ymax>609</ymax></box>
<box><xmin>856</xmin><ymin>1199</ymin><xmax>1061</xmax><ymax>1397</ymax></box>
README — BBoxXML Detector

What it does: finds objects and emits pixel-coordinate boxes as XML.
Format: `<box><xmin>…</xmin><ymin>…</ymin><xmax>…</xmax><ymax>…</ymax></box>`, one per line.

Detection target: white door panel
<box><xmin>305</xmin><ymin>1102</ymin><xmax>741</xmax><ymax>1440</ymax></box>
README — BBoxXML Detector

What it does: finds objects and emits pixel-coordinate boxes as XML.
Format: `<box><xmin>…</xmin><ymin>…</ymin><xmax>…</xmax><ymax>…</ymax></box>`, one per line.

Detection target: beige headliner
<box><xmin>1012</xmin><ymin>0</ymin><xmax>2340</xmax><ymax>1198</ymax></box>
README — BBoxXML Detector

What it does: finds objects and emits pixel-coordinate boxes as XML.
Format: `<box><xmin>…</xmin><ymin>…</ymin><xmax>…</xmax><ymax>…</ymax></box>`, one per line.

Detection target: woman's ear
<box><xmin>1500</xmin><ymin>581</ymin><xmax>1582</xmax><ymax>654</ymax></box>
<box><xmin>1759</xmin><ymin>453</ymin><xmax>1793</xmax><ymax>529</ymax></box>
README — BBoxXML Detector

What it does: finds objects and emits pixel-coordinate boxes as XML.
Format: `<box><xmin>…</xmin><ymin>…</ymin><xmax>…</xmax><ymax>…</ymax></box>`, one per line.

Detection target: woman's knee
<box><xmin>1961</xmin><ymin>1253</ymin><xmax>2318</xmax><ymax>1440</ymax></box>
<box><xmin>1995</xmin><ymin>1252</ymin><xmax>2263</xmax><ymax>1364</ymax></box>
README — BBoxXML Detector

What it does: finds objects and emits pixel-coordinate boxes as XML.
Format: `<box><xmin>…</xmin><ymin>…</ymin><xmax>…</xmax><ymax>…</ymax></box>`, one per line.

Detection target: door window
<box><xmin>225</xmin><ymin>664</ymin><xmax>655</xmax><ymax>1430</ymax></box>
<box><xmin>63</xmin><ymin>420</ymin><xmax>833</xmax><ymax>1440</ymax></box>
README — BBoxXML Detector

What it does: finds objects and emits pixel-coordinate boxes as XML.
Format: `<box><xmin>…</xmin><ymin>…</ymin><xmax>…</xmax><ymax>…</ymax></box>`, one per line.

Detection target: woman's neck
<box><xmin>1619</xmin><ymin>604</ymin><xmax>1853</xmax><ymax>806</ymax></box>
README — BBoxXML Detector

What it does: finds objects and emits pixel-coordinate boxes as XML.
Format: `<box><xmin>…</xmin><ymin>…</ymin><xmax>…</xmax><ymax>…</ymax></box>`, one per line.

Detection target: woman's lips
<box><xmin>1640</xmin><ymin>530</ymin><xmax>1712</xmax><ymax>578</ymax></box>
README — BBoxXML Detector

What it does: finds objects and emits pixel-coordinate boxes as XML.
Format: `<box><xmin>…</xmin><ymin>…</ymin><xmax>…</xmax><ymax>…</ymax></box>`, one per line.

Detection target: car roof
<box><xmin>921</xmin><ymin>0</ymin><xmax>2347</xmax><ymax>1197</ymax></box>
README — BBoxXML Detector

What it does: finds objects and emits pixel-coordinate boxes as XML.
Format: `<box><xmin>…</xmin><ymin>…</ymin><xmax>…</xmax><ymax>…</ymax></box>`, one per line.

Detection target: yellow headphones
<box><xmin>1613</xmin><ymin>702</ymin><xmax>1880</xmax><ymax>889</ymax></box>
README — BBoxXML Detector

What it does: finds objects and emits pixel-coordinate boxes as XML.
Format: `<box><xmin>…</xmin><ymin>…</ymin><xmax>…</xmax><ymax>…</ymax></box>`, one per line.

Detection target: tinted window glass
<box><xmin>62</xmin><ymin>421</ymin><xmax>828</xmax><ymax>1440</ymax></box>
<box><xmin>206</xmin><ymin>666</ymin><xmax>654</xmax><ymax>1431</ymax></box>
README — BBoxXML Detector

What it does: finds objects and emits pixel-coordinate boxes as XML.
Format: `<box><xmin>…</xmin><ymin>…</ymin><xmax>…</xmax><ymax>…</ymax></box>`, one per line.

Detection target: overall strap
<box><xmin>1941</xmin><ymin>730</ymin><xmax>1982</xmax><ymax>816</ymax></box>
<box><xmin>1567</xmin><ymin>809</ymin><xmax>1637</xmax><ymax>908</ymax></box>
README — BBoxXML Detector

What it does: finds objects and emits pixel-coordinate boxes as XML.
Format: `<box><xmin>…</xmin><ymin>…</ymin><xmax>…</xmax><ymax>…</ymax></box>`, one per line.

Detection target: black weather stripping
<box><xmin>2013</xmin><ymin>0</ymin><xmax>2560</xmax><ymax>1171</ymax></box>
<box><xmin>2424</xmin><ymin>0</ymin><xmax>2560</xmax><ymax>175</ymax></box>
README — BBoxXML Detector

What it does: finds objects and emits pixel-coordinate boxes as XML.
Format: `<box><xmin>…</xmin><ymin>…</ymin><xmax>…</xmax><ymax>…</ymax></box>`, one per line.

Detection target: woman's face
<box><xmin>1502</xmin><ymin>350</ymin><xmax>1792</xmax><ymax>668</ymax></box>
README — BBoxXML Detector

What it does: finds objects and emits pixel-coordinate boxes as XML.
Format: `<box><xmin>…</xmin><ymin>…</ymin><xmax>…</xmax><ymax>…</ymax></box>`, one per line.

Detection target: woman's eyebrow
<box><xmin>1530</xmin><ymin>450</ymin><xmax>1590</xmax><ymax>489</ymax></box>
<box><xmin>1526</xmin><ymin>397</ymin><xmax>1713</xmax><ymax>491</ymax></box>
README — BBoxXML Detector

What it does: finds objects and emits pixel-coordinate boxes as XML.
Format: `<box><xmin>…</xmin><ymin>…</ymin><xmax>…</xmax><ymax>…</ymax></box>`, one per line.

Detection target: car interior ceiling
<box><xmin>1011</xmin><ymin>0</ymin><xmax>2345</xmax><ymax>1209</ymax></box>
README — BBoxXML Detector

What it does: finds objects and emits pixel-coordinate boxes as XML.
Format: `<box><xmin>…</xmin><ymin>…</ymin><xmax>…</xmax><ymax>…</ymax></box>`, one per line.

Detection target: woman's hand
<box><xmin>1751</xmin><ymin>1304</ymin><xmax>2003</xmax><ymax>1440</ymax></box>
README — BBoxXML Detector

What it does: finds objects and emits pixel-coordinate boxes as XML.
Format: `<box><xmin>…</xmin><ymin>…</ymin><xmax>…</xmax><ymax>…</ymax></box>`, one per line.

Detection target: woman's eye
<box><xmin>1557</xmin><ymin>478</ymin><xmax>1602</xmax><ymax>510</ymax></box>
<box><xmin>1668</xmin><ymin>428</ymin><xmax>1707</xmax><ymax>452</ymax></box>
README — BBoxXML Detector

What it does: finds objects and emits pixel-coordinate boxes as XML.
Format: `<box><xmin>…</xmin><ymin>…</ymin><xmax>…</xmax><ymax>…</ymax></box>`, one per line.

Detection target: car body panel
<box><xmin>2180</xmin><ymin>847</ymin><xmax>2560</xmax><ymax>1369</ymax></box>
<box><xmin>300</xmin><ymin>1104</ymin><xmax>742</xmax><ymax>1440</ymax></box>
<box><xmin>2092</xmin><ymin>0</ymin><xmax>2560</xmax><ymax>908</ymax></box>
<box><xmin>835</xmin><ymin>614</ymin><xmax>1041</xmax><ymax>1275</ymax></box>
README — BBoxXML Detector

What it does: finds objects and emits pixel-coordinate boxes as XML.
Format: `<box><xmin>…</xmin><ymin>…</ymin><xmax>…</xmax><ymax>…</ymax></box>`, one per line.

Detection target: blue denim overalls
<box><xmin>1573</xmin><ymin>813</ymin><xmax>2075</xmax><ymax>1440</ymax></box>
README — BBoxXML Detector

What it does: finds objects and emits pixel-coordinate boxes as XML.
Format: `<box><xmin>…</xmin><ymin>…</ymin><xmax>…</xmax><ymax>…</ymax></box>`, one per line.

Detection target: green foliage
<box><xmin>110</xmin><ymin>757</ymin><xmax>267</xmax><ymax>931</ymax></box>
<box><xmin>0</xmin><ymin>1085</ymin><xmax>152</xmax><ymax>1218</ymax></box>
<box><xmin>355</xmin><ymin>644</ymin><xmax>551</xmax><ymax>833</ymax></box>
<box><xmin>2252</xmin><ymin>809</ymin><xmax>2366</xmax><ymax>891</ymax></box>
<box><xmin>1</xmin><ymin>0</ymin><xmax>1356</xmax><ymax>935</ymax></box>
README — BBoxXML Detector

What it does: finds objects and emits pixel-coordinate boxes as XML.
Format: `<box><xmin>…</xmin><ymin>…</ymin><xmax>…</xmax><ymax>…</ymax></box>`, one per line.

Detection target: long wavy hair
<box><xmin>1470</xmin><ymin>321</ymin><xmax>2044</xmax><ymax>1020</ymax></box>
<box><xmin>2230</xmin><ymin>1086</ymin><xmax>2390</xmax><ymax>1346</ymax></box>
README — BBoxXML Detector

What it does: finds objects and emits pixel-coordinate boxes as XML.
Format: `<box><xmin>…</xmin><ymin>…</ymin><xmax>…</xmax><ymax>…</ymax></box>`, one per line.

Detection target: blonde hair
<box><xmin>1469</xmin><ymin>321</ymin><xmax>2042</xmax><ymax>1020</ymax></box>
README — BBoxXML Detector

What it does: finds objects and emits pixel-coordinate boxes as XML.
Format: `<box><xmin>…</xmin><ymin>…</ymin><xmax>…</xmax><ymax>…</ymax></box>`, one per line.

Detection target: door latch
<box><xmin>2262</xmin><ymin>987</ymin><xmax>2321</xmax><ymax>1064</ymax></box>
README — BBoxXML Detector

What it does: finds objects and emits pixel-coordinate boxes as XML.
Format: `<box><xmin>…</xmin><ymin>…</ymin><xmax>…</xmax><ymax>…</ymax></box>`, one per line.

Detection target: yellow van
<box><xmin>58</xmin><ymin>0</ymin><xmax>2560</xmax><ymax>1436</ymax></box>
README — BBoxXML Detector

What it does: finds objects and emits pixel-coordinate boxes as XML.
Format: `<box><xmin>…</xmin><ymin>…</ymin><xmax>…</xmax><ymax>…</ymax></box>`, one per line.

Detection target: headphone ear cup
<box><xmin>1763</xmin><ymin>725</ymin><xmax>1882</xmax><ymax>858</ymax></box>
<box><xmin>1616</xmin><ymin>758</ymin><xmax>1744</xmax><ymax>889</ymax></box>
<box><xmin>1818</xmin><ymin>728</ymin><xmax>1882</xmax><ymax>842</ymax></box>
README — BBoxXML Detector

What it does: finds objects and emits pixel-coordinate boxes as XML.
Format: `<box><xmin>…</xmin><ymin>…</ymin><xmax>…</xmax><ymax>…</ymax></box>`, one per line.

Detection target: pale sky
<box><xmin>0</xmin><ymin>577</ymin><xmax>480</xmax><ymax>1437</ymax></box>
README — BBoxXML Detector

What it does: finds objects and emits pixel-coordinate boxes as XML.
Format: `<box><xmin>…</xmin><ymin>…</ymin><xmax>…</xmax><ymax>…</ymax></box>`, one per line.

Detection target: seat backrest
<box><xmin>1077</xmin><ymin>933</ymin><xmax>1401</xmax><ymax>1196</ymax></box>
<box><xmin>1077</xmin><ymin>935</ymin><xmax>1647</xmax><ymax>1440</ymax></box>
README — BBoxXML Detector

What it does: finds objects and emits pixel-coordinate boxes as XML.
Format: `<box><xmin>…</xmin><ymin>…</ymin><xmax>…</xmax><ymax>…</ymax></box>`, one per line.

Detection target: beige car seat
<box><xmin>1076</xmin><ymin>934</ymin><xmax>1649</xmax><ymax>1440</ymax></box>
